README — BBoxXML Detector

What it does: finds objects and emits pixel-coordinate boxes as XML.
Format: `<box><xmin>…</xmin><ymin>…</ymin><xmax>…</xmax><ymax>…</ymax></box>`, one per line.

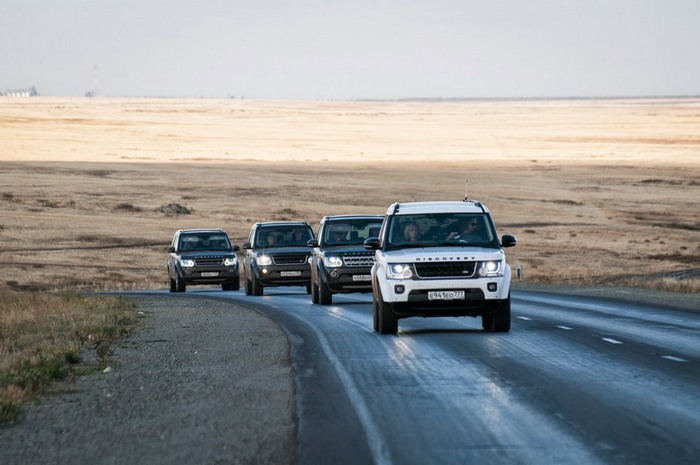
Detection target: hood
<box><xmin>384</xmin><ymin>246</ymin><xmax>504</xmax><ymax>262</ymax></box>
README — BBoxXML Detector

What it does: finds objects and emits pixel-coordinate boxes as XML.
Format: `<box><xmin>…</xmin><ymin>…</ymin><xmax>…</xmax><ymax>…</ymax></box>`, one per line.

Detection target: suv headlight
<box><xmin>180</xmin><ymin>259</ymin><xmax>195</xmax><ymax>268</ymax></box>
<box><xmin>323</xmin><ymin>255</ymin><xmax>343</xmax><ymax>267</ymax></box>
<box><xmin>386</xmin><ymin>263</ymin><xmax>414</xmax><ymax>279</ymax></box>
<box><xmin>224</xmin><ymin>257</ymin><xmax>237</xmax><ymax>266</ymax></box>
<box><xmin>478</xmin><ymin>260</ymin><xmax>503</xmax><ymax>277</ymax></box>
<box><xmin>256</xmin><ymin>254</ymin><xmax>272</xmax><ymax>266</ymax></box>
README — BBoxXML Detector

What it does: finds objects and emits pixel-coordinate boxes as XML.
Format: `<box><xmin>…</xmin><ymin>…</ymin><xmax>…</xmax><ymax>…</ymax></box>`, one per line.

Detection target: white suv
<box><xmin>364</xmin><ymin>201</ymin><xmax>516</xmax><ymax>334</ymax></box>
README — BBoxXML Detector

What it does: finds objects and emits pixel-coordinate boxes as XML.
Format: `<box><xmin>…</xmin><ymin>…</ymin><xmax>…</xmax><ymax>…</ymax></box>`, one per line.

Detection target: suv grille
<box><xmin>343</xmin><ymin>252</ymin><xmax>375</xmax><ymax>267</ymax></box>
<box><xmin>194</xmin><ymin>256</ymin><xmax>226</xmax><ymax>266</ymax></box>
<box><xmin>414</xmin><ymin>261</ymin><xmax>476</xmax><ymax>278</ymax></box>
<box><xmin>272</xmin><ymin>254</ymin><xmax>309</xmax><ymax>265</ymax></box>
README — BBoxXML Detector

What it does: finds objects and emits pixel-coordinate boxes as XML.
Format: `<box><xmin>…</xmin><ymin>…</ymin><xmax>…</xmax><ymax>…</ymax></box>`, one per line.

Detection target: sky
<box><xmin>2</xmin><ymin>0</ymin><xmax>699</xmax><ymax>100</ymax></box>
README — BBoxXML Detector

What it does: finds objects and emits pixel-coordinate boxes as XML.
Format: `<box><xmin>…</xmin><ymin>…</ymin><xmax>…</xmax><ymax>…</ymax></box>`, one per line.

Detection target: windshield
<box><xmin>323</xmin><ymin>219</ymin><xmax>384</xmax><ymax>246</ymax></box>
<box><xmin>385</xmin><ymin>213</ymin><xmax>498</xmax><ymax>249</ymax></box>
<box><xmin>179</xmin><ymin>233</ymin><xmax>232</xmax><ymax>252</ymax></box>
<box><xmin>256</xmin><ymin>226</ymin><xmax>314</xmax><ymax>248</ymax></box>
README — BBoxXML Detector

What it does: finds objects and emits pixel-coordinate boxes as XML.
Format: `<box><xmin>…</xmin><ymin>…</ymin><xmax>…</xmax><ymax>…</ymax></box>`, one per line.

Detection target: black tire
<box><xmin>372</xmin><ymin>293</ymin><xmax>379</xmax><ymax>332</ymax></box>
<box><xmin>306</xmin><ymin>284</ymin><xmax>312</xmax><ymax>294</ymax></box>
<box><xmin>244</xmin><ymin>276</ymin><xmax>253</xmax><ymax>295</ymax></box>
<box><xmin>375</xmin><ymin>286</ymin><xmax>398</xmax><ymax>334</ymax></box>
<box><xmin>311</xmin><ymin>280</ymin><xmax>319</xmax><ymax>304</ymax></box>
<box><xmin>175</xmin><ymin>275</ymin><xmax>186</xmax><ymax>293</ymax></box>
<box><xmin>318</xmin><ymin>278</ymin><xmax>332</xmax><ymax>305</ymax></box>
<box><xmin>169</xmin><ymin>277</ymin><xmax>176</xmax><ymax>293</ymax></box>
<box><xmin>251</xmin><ymin>274</ymin><xmax>263</xmax><ymax>296</ymax></box>
<box><xmin>222</xmin><ymin>280</ymin><xmax>239</xmax><ymax>291</ymax></box>
<box><xmin>483</xmin><ymin>294</ymin><xmax>511</xmax><ymax>332</ymax></box>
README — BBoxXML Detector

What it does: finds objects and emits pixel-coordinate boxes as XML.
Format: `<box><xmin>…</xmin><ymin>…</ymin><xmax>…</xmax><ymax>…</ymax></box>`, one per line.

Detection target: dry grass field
<box><xmin>0</xmin><ymin>97</ymin><xmax>698</xmax><ymax>293</ymax></box>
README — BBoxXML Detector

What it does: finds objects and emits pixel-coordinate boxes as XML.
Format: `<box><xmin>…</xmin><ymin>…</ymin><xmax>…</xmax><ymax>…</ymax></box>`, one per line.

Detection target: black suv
<box><xmin>308</xmin><ymin>215</ymin><xmax>384</xmax><ymax>305</ymax></box>
<box><xmin>167</xmin><ymin>229</ymin><xmax>240</xmax><ymax>292</ymax></box>
<box><xmin>242</xmin><ymin>221</ymin><xmax>315</xmax><ymax>296</ymax></box>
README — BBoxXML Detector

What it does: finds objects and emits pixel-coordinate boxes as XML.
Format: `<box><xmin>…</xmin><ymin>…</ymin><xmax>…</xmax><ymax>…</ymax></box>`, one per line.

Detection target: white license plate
<box><xmin>428</xmin><ymin>290</ymin><xmax>465</xmax><ymax>301</ymax></box>
<box><xmin>280</xmin><ymin>271</ymin><xmax>302</xmax><ymax>277</ymax></box>
<box><xmin>352</xmin><ymin>274</ymin><xmax>371</xmax><ymax>282</ymax></box>
<box><xmin>201</xmin><ymin>272</ymin><xmax>219</xmax><ymax>277</ymax></box>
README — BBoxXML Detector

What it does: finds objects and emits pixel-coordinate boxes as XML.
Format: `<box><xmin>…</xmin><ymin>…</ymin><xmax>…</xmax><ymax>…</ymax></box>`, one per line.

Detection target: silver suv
<box><xmin>365</xmin><ymin>201</ymin><xmax>516</xmax><ymax>334</ymax></box>
<box><xmin>167</xmin><ymin>229</ymin><xmax>240</xmax><ymax>292</ymax></box>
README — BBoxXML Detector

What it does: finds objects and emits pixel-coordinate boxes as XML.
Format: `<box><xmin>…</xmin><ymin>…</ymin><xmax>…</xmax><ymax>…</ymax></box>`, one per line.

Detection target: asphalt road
<box><xmin>2</xmin><ymin>287</ymin><xmax>698</xmax><ymax>465</ymax></box>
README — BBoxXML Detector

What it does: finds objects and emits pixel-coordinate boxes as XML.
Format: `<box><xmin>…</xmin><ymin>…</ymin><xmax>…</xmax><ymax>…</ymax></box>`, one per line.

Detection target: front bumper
<box><xmin>377</xmin><ymin>267</ymin><xmax>511</xmax><ymax>317</ymax></box>
<box><xmin>182</xmin><ymin>266</ymin><xmax>239</xmax><ymax>284</ymax></box>
<box><xmin>254</xmin><ymin>264</ymin><xmax>312</xmax><ymax>286</ymax></box>
<box><xmin>321</xmin><ymin>265</ymin><xmax>373</xmax><ymax>293</ymax></box>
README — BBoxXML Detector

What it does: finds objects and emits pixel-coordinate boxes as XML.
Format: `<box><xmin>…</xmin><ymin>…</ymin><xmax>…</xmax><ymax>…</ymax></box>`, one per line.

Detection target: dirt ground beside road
<box><xmin>0</xmin><ymin>97</ymin><xmax>698</xmax><ymax>293</ymax></box>
<box><xmin>0</xmin><ymin>294</ymin><xmax>296</xmax><ymax>465</ymax></box>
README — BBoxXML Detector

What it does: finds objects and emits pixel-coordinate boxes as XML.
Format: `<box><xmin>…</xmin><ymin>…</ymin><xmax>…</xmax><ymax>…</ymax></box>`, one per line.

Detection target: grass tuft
<box><xmin>0</xmin><ymin>291</ymin><xmax>139</xmax><ymax>424</ymax></box>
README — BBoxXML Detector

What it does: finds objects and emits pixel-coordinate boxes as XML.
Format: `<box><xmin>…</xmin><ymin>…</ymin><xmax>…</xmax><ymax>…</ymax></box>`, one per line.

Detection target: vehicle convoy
<box><xmin>308</xmin><ymin>214</ymin><xmax>385</xmax><ymax>305</ymax></box>
<box><xmin>242</xmin><ymin>221</ymin><xmax>315</xmax><ymax>296</ymax></box>
<box><xmin>167</xmin><ymin>229</ymin><xmax>240</xmax><ymax>292</ymax></box>
<box><xmin>365</xmin><ymin>200</ymin><xmax>517</xmax><ymax>334</ymax></box>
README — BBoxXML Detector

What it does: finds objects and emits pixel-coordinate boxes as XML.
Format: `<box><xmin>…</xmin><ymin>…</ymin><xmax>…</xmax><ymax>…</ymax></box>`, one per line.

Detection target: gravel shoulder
<box><xmin>0</xmin><ymin>294</ymin><xmax>296</xmax><ymax>465</ymax></box>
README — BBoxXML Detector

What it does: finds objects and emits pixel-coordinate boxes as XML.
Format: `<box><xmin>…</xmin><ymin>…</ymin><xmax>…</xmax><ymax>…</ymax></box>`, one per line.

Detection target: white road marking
<box><xmin>661</xmin><ymin>355</ymin><xmax>688</xmax><ymax>363</ymax></box>
<box><xmin>602</xmin><ymin>338</ymin><xmax>623</xmax><ymax>345</ymax></box>
<box><xmin>517</xmin><ymin>316</ymin><xmax>533</xmax><ymax>321</ymax></box>
<box><xmin>556</xmin><ymin>325</ymin><xmax>573</xmax><ymax>330</ymax></box>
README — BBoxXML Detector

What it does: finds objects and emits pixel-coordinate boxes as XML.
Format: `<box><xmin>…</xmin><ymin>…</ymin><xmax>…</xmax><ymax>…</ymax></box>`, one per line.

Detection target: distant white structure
<box><xmin>1</xmin><ymin>86</ymin><xmax>39</xmax><ymax>97</ymax></box>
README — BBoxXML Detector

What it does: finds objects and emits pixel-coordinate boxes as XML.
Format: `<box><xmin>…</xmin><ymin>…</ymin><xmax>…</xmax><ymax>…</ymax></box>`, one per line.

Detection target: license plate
<box><xmin>280</xmin><ymin>271</ymin><xmax>302</xmax><ymax>277</ymax></box>
<box><xmin>428</xmin><ymin>290</ymin><xmax>465</xmax><ymax>301</ymax></box>
<box><xmin>352</xmin><ymin>274</ymin><xmax>371</xmax><ymax>282</ymax></box>
<box><xmin>201</xmin><ymin>272</ymin><xmax>219</xmax><ymax>277</ymax></box>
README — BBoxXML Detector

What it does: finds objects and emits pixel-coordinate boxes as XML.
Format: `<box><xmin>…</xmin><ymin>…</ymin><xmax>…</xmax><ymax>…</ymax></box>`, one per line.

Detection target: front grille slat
<box><xmin>272</xmin><ymin>254</ymin><xmax>309</xmax><ymax>265</ymax></box>
<box><xmin>343</xmin><ymin>252</ymin><xmax>375</xmax><ymax>267</ymax></box>
<box><xmin>414</xmin><ymin>261</ymin><xmax>476</xmax><ymax>278</ymax></box>
<box><xmin>193</xmin><ymin>256</ymin><xmax>227</xmax><ymax>266</ymax></box>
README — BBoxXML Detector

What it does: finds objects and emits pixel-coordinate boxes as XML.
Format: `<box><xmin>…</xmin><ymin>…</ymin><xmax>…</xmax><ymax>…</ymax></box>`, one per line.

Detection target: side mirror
<box><xmin>307</xmin><ymin>239</ymin><xmax>319</xmax><ymax>248</ymax></box>
<box><xmin>231</xmin><ymin>244</ymin><xmax>240</xmax><ymax>252</ymax></box>
<box><xmin>501</xmin><ymin>234</ymin><xmax>517</xmax><ymax>248</ymax></box>
<box><xmin>364</xmin><ymin>237</ymin><xmax>380</xmax><ymax>250</ymax></box>
<box><xmin>167</xmin><ymin>246</ymin><xmax>175</xmax><ymax>253</ymax></box>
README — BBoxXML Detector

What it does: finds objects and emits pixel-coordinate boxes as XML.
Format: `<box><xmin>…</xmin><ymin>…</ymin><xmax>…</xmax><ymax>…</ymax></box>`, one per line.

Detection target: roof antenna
<box><xmin>463</xmin><ymin>179</ymin><xmax>469</xmax><ymax>202</ymax></box>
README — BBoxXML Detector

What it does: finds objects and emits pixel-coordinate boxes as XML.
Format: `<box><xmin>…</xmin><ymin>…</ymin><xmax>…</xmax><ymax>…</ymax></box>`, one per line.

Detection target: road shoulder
<box><xmin>0</xmin><ymin>294</ymin><xmax>296</xmax><ymax>465</ymax></box>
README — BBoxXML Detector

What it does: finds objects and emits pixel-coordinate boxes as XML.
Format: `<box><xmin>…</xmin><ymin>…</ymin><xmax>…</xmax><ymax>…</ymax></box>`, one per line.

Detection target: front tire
<box><xmin>483</xmin><ymin>294</ymin><xmax>511</xmax><ymax>332</ymax></box>
<box><xmin>251</xmin><ymin>274</ymin><xmax>263</xmax><ymax>296</ymax></box>
<box><xmin>311</xmin><ymin>279</ymin><xmax>319</xmax><ymax>304</ymax></box>
<box><xmin>318</xmin><ymin>278</ymin><xmax>333</xmax><ymax>305</ymax></box>
<box><xmin>169</xmin><ymin>277</ymin><xmax>176</xmax><ymax>293</ymax></box>
<box><xmin>175</xmin><ymin>275</ymin><xmax>186</xmax><ymax>293</ymax></box>
<box><xmin>375</xmin><ymin>286</ymin><xmax>398</xmax><ymax>334</ymax></box>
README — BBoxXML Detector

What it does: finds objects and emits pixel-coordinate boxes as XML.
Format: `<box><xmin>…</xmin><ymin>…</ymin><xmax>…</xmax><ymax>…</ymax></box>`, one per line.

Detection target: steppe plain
<box><xmin>0</xmin><ymin>97</ymin><xmax>698</xmax><ymax>294</ymax></box>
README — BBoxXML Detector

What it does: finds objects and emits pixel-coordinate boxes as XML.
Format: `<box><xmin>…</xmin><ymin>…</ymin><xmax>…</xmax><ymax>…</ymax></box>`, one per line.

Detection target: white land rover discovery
<box><xmin>364</xmin><ymin>200</ymin><xmax>517</xmax><ymax>334</ymax></box>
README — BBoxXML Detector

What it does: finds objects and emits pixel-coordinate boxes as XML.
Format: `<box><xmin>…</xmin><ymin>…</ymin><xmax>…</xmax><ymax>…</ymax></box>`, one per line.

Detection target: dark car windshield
<box><xmin>256</xmin><ymin>226</ymin><xmax>314</xmax><ymax>248</ymax></box>
<box><xmin>385</xmin><ymin>213</ymin><xmax>498</xmax><ymax>250</ymax></box>
<box><xmin>179</xmin><ymin>233</ymin><xmax>232</xmax><ymax>252</ymax></box>
<box><xmin>323</xmin><ymin>219</ymin><xmax>384</xmax><ymax>246</ymax></box>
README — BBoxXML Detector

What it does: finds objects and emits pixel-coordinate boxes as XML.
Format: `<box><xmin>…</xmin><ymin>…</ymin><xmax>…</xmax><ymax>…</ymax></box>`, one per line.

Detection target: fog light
<box><xmin>262</xmin><ymin>268</ymin><xmax>269</xmax><ymax>275</ymax></box>
<box><xmin>394</xmin><ymin>285</ymin><xmax>405</xmax><ymax>294</ymax></box>
<box><xmin>330</xmin><ymin>270</ymin><xmax>338</xmax><ymax>278</ymax></box>
<box><xmin>487</xmin><ymin>282</ymin><xmax>497</xmax><ymax>292</ymax></box>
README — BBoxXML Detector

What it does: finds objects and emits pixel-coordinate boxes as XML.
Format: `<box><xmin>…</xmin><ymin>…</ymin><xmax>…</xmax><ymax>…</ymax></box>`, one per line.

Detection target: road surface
<box><xmin>2</xmin><ymin>288</ymin><xmax>698</xmax><ymax>465</ymax></box>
